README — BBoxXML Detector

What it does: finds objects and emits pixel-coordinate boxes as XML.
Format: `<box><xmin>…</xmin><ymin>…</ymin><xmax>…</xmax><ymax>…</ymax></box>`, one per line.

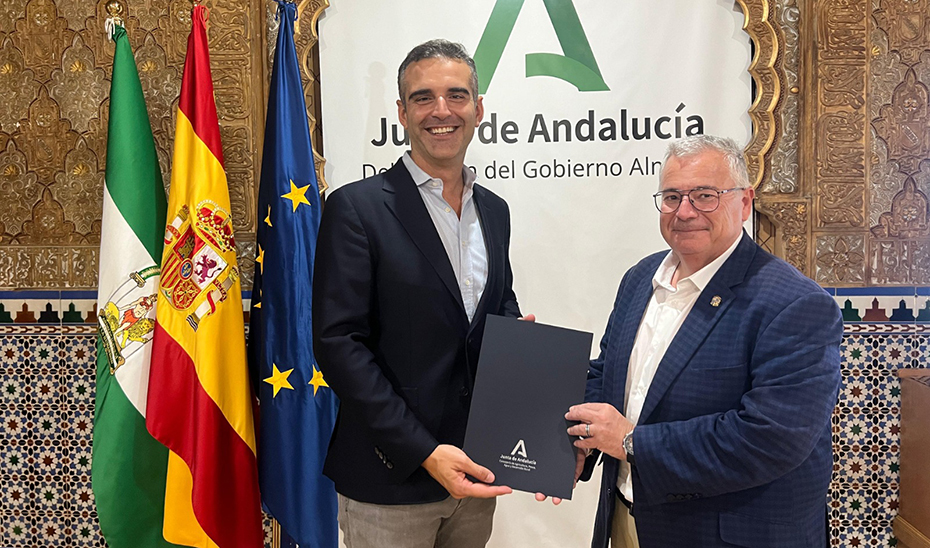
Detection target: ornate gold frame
<box><xmin>737</xmin><ymin>0</ymin><xmax>781</xmax><ymax>191</ymax></box>
<box><xmin>735</xmin><ymin>0</ymin><xmax>811</xmax><ymax>276</ymax></box>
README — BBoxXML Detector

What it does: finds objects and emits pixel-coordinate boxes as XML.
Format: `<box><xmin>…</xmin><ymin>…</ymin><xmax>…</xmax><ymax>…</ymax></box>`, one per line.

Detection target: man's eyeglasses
<box><xmin>652</xmin><ymin>187</ymin><xmax>746</xmax><ymax>213</ymax></box>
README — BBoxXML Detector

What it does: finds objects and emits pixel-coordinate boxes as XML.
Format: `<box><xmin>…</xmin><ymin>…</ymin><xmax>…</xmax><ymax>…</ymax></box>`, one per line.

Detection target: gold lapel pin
<box><xmin>710</xmin><ymin>295</ymin><xmax>722</xmax><ymax>307</ymax></box>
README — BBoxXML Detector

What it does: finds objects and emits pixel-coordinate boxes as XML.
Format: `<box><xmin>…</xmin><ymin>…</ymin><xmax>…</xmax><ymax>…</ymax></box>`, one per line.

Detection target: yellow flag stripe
<box><xmin>157</xmin><ymin>111</ymin><xmax>256</xmax><ymax>452</ymax></box>
<box><xmin>163</xmin><ymin>451</ymin><xmax>220</xmax><ymax>548</ymax></box>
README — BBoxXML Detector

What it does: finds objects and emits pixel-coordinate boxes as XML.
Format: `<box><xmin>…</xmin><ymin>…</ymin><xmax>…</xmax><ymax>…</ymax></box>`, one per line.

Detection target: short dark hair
<box><xmin>397</xmin><ymin>39</ymin><xmax>479</xmax><ymax>106</ymax></box>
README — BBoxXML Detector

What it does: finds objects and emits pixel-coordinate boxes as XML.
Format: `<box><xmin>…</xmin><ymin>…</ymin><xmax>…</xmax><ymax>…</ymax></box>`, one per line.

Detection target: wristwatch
<box><xmin>622</xmin><ymin>430</ymin><xmax>635</xmax><ymax>463</ymax></box>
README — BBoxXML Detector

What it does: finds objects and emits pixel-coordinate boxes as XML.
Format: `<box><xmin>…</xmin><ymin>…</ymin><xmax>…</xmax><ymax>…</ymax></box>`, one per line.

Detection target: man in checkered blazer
<box><xmin>566</xmin><ymin>135</ymin><xmax>842</xmax><ymax>548</ymax></box>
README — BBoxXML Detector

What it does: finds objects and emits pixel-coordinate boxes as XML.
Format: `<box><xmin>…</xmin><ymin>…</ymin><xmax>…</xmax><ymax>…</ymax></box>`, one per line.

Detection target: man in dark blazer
<box><xmin>565</xmin><ymin>135</ymin><xmax>842</xmax><ymax>548</ymax></box>
<box><xmin>312</xmin><ymin>40</ymin><xmax>524</xmax><ymax>547</ymax></box>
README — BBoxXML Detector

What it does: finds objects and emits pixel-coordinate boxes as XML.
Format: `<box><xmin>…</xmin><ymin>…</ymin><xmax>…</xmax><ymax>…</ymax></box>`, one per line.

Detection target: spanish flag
<box><xmin>146</xmin><ymin>6</ymin><xmax>262</xmax><ymax>547</ymax></box>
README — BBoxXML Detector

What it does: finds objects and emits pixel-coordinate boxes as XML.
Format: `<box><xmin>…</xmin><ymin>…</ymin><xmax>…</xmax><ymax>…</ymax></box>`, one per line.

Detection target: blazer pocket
<box><xmin>690</xmin><ymin>363</ymin><xmax>746</xmax><ymax>377</ymax></box>
<box><xmin>719</xmin><ymin>511</ymin><xmax>800</xmax><ymax>548</ymax></box>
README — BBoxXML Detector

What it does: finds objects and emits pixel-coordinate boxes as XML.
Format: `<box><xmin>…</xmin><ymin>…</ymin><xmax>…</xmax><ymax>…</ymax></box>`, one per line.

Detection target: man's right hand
<box><xmin>422</xmin><ymin>445</ymin><xmax>513</xmax><ymax>499</ymax></box>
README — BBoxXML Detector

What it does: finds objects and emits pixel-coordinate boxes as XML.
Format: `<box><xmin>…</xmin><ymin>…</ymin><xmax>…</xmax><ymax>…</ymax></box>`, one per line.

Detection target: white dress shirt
<box><xmin>618</xmin><ymin>235</ymin><xmax>742</xmax><ymax>502</ymax></box>
<box><xmin>402</xmin><ymin>153</ymin><xmax>488</xmax><ymax>323</ymax></box>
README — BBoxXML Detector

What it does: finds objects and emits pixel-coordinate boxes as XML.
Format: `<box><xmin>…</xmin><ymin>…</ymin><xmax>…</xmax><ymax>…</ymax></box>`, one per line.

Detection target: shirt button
<box><xmin>465</xmin><ymin>279</ymin><xmax>471</xmax><ymax>286</ymax></box>
<box><xmin>444</xmin><ymin>207</ymin><xmax>451</xmax><ymax>213</ymax></box>
<box><xmin>431</xmin><ymin>181</ymin><xmax>440</xmax><ymax>187</ymax></box>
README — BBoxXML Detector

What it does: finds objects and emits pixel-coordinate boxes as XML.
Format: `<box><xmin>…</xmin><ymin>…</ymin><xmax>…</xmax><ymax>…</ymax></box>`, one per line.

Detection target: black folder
<box><xmin>463</xmin><ymin>315</ymin><xmax>593</xmax><ymax>500</ymax></box>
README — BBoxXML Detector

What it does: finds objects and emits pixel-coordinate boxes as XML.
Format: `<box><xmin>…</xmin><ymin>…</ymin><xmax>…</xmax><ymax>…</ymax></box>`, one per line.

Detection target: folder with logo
<box><xmin>463</xmin><ymin>315</ymin><xmax>593</xmax><ymax>500</ymax></box>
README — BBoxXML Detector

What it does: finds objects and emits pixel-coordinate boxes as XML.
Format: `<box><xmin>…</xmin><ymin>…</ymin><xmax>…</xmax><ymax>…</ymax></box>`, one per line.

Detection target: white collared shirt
<box><xmin>402</xmin><ymin>153</ymin><xmax>488</xmax><ymax>322</ymax></box>
<box><xmin>618</xmin><ymin>235</ymin><xmax>742</xmax><ymax>502</ymax></box>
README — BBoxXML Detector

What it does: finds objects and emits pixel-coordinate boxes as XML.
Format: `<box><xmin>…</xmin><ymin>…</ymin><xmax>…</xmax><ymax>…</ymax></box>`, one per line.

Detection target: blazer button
<box><xmin>667</xmin><ymin>494</ymin><xmax>675</xmax><ymax>502</ymax></box>
<box><xmin>387</xmin><ymin>462</ymin><xmax>394</xmax><ymax>470</ymax></box>
<box><xmin>460</xmin><ymin>387</ymin><xmax>470</xmax><ymax>397</ymax></box>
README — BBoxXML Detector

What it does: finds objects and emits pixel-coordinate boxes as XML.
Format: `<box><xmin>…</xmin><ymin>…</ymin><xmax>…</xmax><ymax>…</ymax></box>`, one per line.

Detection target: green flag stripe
<box><xmin>105</xmin><ymin>26</ymin><xmax>167</xmax><ymax>263</ymax></box>
<box><xmin>93</xmin><ymin>342</ymin><xmax>177</xmax><ymax>548</ymax></box>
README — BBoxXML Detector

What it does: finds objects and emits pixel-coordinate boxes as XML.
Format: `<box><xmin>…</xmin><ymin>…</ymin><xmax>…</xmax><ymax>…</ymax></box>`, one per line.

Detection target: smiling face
<box><xmin>659</xmin><ymin>150</ymin><xmax>754</xmax><ymax>277</ymax></box>
<box><xmin>397</xmin><ymin>58</ymin><xmax>483</xmax><ymax>175</ymax></box>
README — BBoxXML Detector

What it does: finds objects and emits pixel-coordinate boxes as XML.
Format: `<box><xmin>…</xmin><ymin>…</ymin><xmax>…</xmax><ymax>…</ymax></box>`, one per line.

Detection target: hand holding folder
<box><xmin>463</xmin><ymin>315</ymin><xmax>593</xmax><ymax>501</ymax></box>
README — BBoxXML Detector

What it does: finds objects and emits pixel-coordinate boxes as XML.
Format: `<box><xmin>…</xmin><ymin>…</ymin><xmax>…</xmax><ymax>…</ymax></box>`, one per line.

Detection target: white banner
<box><xmin>320</xmin><ymin>1</ymin><xmax>751</xmax><ymax>544</ymax></box>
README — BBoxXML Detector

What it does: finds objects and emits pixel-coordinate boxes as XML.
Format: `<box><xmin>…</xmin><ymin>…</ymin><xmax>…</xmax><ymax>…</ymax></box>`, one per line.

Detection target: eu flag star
<box><xmin>256</xmin><ymin>245</ymin><xmax>265</xmax><ymax>274</ymax></box>
<box><xmin>308</xmin><ymin>365</ymin><xmax>329</xmax><ymax>396</ymax></box>
<box><xmin>281</xmin><ymin>179</ymin><xmax>311</xmax><ymax>212</ymax></box>
<box><xmin>265</xmin><ymin>205</ymin><xmax>273</xmax><ymax>227</ymax></box>
<box><xmin>264</xmin><ymin>364</ymin><xmax>294</xmax><ymax>397</ymax></box>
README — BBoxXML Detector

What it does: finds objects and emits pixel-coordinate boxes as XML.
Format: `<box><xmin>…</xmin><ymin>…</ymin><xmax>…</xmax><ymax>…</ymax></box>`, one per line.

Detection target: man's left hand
<box><xmin>565</xmin><ymin>403</ymin><xmax>634</xmax><ymax>460</ymax></box>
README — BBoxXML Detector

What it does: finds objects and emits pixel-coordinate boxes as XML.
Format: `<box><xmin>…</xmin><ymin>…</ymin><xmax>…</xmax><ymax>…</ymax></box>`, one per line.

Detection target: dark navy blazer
<box><xmin>312</xmin><ymin>160</ymin><xmax>521</xmax><ymax>504</ymax></box>
<box><xmin>584</xmin><ymin>233</ymin><xmax>842</xmax><ymax>548</ymax></box>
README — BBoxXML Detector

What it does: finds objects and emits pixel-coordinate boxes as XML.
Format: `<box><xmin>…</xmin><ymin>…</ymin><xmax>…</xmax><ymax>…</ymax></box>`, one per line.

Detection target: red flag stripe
<box><xmin>178</xmin><ymin>6</ymin><xmax>225</xmax><ymax>167</ymax></box>
<box><xmin>147</xmin><ymin>323</ymin><xmax>262</xmax><ymax>547</ymax></box>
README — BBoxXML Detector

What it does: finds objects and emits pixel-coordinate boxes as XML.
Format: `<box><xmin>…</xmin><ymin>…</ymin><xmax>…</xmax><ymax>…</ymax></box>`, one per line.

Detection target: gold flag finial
<box><xmin>106</xmin><ymin>0</ymin><xmax>123</xmax><ymax>17</ymax></box>
<box><xmin>104</xmin><ymin>0</ymin><xmax>124</xmax><ymax>39</ymax></box>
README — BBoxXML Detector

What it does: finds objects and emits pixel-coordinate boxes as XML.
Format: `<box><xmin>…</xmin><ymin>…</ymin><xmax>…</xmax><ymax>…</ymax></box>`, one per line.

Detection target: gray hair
<box><xmin>397</xmin><ymin>39</ymin><xmax>479</xmax><ymax>106</ymax></box>
<box><xmin>660</xmin><ymin>135</ymin><xmax>750</xmax><ymax>189</ymax></box>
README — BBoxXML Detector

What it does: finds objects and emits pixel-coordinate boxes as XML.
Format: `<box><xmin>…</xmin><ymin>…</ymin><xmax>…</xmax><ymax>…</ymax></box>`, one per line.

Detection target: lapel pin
<box><xmin>710</xmin><ymin>295</ymin><xmax>722</xmax><ymax>307</ymax></box>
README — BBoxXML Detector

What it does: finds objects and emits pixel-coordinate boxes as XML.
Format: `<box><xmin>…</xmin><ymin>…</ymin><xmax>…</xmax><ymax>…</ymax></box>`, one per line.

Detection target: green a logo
<box><xmin>474</xmin><ymin>0</ymin><xmax>610</xmax><ymax>94</ymax></box>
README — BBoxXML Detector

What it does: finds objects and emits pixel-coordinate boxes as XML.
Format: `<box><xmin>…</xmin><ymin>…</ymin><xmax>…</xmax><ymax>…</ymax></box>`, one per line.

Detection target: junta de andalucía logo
<box><xmin>474</xmin><ymin>0</ymin><xmax>610</xmax><ymax>94</ymax></box>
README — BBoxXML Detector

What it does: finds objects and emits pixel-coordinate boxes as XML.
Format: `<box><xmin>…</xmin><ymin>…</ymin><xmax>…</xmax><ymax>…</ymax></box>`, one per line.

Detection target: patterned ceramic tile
<box><xmin>0</xmin><ymin>290</ymin><xmax>925</xmax><ymax>547</ymax></box>
<box><xmin>831</xmin><ymin>287</ymin><xmax>918</xmax><ymax>325</ymax></box>
<box><xmin>829</xmin><ymin>519</ymin><xmax>895</xmax><ymax>547</ymax></box>
<box><xmin>0</xmin><ymin>323</ymin><xmax>282</xmax><ymax>548</ymax></box>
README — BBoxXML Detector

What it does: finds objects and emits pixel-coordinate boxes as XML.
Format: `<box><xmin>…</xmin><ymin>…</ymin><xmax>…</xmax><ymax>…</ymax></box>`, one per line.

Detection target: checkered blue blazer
<box><xmin>583</xmin><ymin>233</ymin><xmax>842</xmax><ymax>548</ymax></box>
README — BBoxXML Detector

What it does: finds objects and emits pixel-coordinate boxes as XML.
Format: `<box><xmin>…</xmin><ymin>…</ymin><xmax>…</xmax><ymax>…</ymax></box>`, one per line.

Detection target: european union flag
<box><xmin>248</xmin><ymin>1</ymin><xmax>338</xmax><ymax>546</ymax></box>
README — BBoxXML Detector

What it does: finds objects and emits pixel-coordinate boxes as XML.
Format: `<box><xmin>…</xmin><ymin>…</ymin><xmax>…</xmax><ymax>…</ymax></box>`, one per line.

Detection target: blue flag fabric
<box><xmin>248</xmin><ymin>2</ymin><xmax>338</xmax><ymax>546</ymax></box>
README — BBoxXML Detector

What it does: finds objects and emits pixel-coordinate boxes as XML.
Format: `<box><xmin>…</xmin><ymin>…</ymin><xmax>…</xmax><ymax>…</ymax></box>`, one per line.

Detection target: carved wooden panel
<box><xmin>810</xmin><ymin>0</ymin><xmax>869</xmax><ymax>283</ymax></box>
<box><xmin>763</xmin><ymin>0</ymin><xmax>801</xmax><ymax>197</ymax></box>
<box><xmin>868</xmin><ymin>0</ymin><xmax>930</xmax><ymax>286</ymax></box>
<box><xmin>0</xmin><ymin>0</ymin><xmax>268</xmax><ymax>289</ymax></box>
<box><xmin>756</xmin><ymin>0</ymin><xmax>930</xmax><ymax>286</ymax></box>
<box><xmin>3</xmin><ymin>0</ymin><xmax>924</xmax><ymax>289</ymax></box>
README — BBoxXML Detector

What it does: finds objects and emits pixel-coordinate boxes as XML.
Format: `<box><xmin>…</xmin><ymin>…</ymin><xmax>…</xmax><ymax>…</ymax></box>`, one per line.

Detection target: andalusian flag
<box><xmin>92</xmin><ymin>24</ymin><xmax>177</xmax><ymax>548</ymax></box>
<box><xmin>146</xmin><ymin>6</ymin><xmax>262</xmax><ymax>547</ymax></box>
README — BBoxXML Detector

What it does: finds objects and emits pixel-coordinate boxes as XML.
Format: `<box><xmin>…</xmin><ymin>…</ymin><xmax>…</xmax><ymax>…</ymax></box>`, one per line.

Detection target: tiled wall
<box><xmin>0</xmin><ymin>290</ymin><xmax>925</xmax><ymax>547</ymax></box>
<box><xmin>0</xmin><ymin>291</ymin><xmax>269</xmax><ymax>548</ymax></box>
<box><xmin>827</xmin><ymin>288</ymin><xmax>929</xmax><ymax>548</ymax></box>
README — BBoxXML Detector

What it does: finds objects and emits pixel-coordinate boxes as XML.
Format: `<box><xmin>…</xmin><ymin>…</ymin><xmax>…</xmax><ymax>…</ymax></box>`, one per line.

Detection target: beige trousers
<box><xmin>338</xmin><ymin>494</ymin><xmax>495</xmax><ymax>548</ymax></box>
<box><xmin>610</xmin><ymin>500</ymin><xmax>640</xmax><ymax>548</ymax></box>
